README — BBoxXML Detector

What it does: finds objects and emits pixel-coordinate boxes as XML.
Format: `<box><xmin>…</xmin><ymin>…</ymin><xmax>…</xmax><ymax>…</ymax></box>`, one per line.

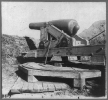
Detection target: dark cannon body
<box><xmin>29</xmin><ymin>19</ymin><xmax>80</xmax><ymax>37</ymax></box>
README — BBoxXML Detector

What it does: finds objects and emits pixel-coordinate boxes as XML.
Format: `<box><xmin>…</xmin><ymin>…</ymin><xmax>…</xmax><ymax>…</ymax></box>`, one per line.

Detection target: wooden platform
<box><xmin>19</xmin><ymin>62</ymin><xmax>101</xmax><ymax>89</ymax></box>
<box><xmin>10</xmin><ymin>77</ymin><xmax>69</xmax><ymax>94</ymax></box>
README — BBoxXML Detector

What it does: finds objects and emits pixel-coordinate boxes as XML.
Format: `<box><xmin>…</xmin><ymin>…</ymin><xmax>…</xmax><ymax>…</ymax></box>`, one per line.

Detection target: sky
<box><xmin>2</xmin><ymin>2</ymin><xmax>106</xmax><ymax>39</ymax></box>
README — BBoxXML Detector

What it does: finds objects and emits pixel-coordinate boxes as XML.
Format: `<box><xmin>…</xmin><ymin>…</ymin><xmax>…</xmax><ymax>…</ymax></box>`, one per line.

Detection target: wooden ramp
<box><xmin>19</xmin><ymin>62</ymin><xmax>101</xmax><ymax>90</ymax></box>
<box><xmin>10</xmin><ymin>77</ymin><xmax>69</xmax><ymax>94</ymax></box>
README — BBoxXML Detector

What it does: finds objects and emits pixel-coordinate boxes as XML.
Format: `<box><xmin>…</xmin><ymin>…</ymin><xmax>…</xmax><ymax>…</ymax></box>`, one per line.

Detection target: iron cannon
<box><xmin>29</xmin><ymin>19</ymin><xmax>80</xmax><ymax>37</ymax></box>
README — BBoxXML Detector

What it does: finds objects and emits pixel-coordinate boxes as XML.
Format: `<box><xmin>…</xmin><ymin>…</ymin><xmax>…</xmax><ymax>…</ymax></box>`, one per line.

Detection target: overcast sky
<box><xmin>2</xmin><ymin>2</ymin><xmax>106</xmax><ymax>39</ymax></box>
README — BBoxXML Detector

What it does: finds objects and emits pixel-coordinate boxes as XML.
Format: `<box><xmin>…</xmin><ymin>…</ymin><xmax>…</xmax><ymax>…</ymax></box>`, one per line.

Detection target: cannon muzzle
<box><xmin>29</xmin><ymin>22</ymin><xmax>46</xmax><ymax>30</ymax></box>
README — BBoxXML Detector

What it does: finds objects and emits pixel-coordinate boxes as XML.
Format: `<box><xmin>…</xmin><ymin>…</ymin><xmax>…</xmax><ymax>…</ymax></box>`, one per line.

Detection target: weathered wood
<box><xmin>11</xmin><ymin>77</ymin><xmax>23</xmax><ymax>94</ymax></box>
<box><xmin>28</xmin><ymin>82</ymin><xmax>34</xmax><ymax>92</ymax></box>
<box><xmin>28</xmin><ymin>75</ymin><xmax>38</xmax><ymax>82</ymax></box>
<box><xmin>32</xmin><ymin>70</ymin><xmax>79</xmax><ymax>78</ymax></box>
<box><xmin>10</xmin><ymin>93</ymin><xmax>43</xmax><ymax>98</ymax></box>
<box><xmin>10</xmin><ymin>79</ymin><xmax>69</xmax><ymax>94</ymax></box>
<box><xmin>21</xmin><ymin>62</ymin><xmax>79</xmax><ymax>71</ymax></box>
<box><xmin>91</xmin><ymin>55</ymin><xmax>105</xmax><ymax>63</ymax></box>
<box><xmin>73</xmin><ymin>78</ymin><xmax>85</xmax><ymax>90</ymax></box>
<box><xmin>80</xmin><ymin>70</ymin><xmax>101</xmax><ymax>78</ymax></box>
<box><xmin>21</xmin><ymin>81</ymin><xmax>29</xmax><ymax>93</ymax></box>
<box><xmin>20</xmin><ymin>65</ymin><xmax>101</xmax><ymax>79</ymax></box>
<box><xmin>47</xmin><ymin>83</ymin><xmax>55</xmax><ymax>91</ymax></box>
<box><xmin>42</xmin><ymin>82</ymin><xmax>49</xmax><ymax>92</ymax></box>
<box><xmin>33</xmin><ymin>82</ymin><xmax>39</xmax><ymax>92</ymax></box>
<box><xmin>19</xmin><ymin>63</ymin><xmax>101</xmax><ymax>89</ymax></box>
<box><xmin>10</xmin><ymin>92</ymin><xmax>74</xmax><ymax>99</ymax></box>
<box><xmin>60</xmin><ymin>83</ymin><xmax>69</xmax><ymax>90</ymax></box>
<box><xmin>34</xmin><ymin>82</ymin><xmax>43</xmax><ymax>92</ymax></box>
<box><xmin>23</xmin><ymin>45</ymin><xmax>105</xmax><ymax>58</ymax></box>
<box><xmin>73</xmin><ymin>78</ymin><xmax>80</xmax><ymax>88</ymax></box>
<box><xmin>54</xmin><ymin>83</ymin><xmax>62</xmax><ymax>91</ymax></box>
<box><xmin>80</xmin><ymin>78</ymin><xmax>85</xmax><ymax>90</ymax></box>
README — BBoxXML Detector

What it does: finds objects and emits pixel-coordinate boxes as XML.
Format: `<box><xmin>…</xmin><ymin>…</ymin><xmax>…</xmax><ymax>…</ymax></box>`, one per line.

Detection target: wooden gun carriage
<box><xmin>18</xmin><ymin>19</ymin><xmax>105</xmax><ymax>90</ymax></box>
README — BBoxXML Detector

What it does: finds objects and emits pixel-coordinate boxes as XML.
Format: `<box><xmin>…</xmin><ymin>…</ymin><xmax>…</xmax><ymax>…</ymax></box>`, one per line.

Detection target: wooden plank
<box><xmin>33</xmin><ymin>82</ymin><xmax>43</xmax><ymax>93</ymax></box>
<box><xmin>91</xmin><ymin>55</ymin><xmax>105</xmax><ymax>63</ymax></box>
<box><xmin>28</xmin><ymin>82</ymin><xmax>34</xmax><ymax>92</ymax></box>
<box><xmin>23</xmin><ymin>45</ymin><xmax>105</xmax><ymax>57</ymax></box>
<box><xmin>21</xmin><ymin>82</ymin><xmax>44</xmax><ymax>93</ymax></box>
<box><xmin>33</xmin><ymin>83</ymin><xmax>39</xmax><ymax>93</ymax></box>
<box><xmin>39</xmin><ymin>64</ymin><xmax>77</xmax><ymax>71</ymax></box>
<box><xmin>47</xmin><ymin>83</ymin><xmax>55</xmax><ymax>91</ymax></box>
<box><xmin>20</xmin><ymin>65</ymin><xmax>101</xmax><ymax>79</ymax></box>
<box><xmin>42</xmin><ymin>82</ymin><xmax>49</xmax><ymax>92</ymax></box>
<box><xmin>20</xmin><ymin>62</ymin><xmax>78</xmax><ymax>71</ymax></box>
<box><xmin>32</xmin><ymin>69</ymin><xmax>79</xmax><ymax>78</ymax></box>
<box><xmin>22</xmin><ymin>62</ymin><xmax>94</xmax><ymax>72</ymax></box>
<box><xmin>21</xmin><ymin>62</ymin><xmax>101</xmax><ymax>73</ymax></box>
<box><xmin>80</xmin><ymin>70</ymin><xmax>101</xmax><ymax>78</ymax></box>
<box><xmin>60</xmin><ymin>83</ymin><xmax>69</xmax><ymax>90</ymax></box>
<box><xmin>10</xmin><ymin>93</ymin><xmax>42</xmax><ymax>98</ymax></box>
<box><xmin>29</xmin><ymin>45</ymin><xmax>105</xmax><ymax>57</ymax></box>
<box><xmin>37</xmin><ymin>82</ymin><xmax>44</xmax><ymax>92</ymax></box>
<box><xmin>54</xmin><ymin>83</ymin><xmax>62</xmax><ymax>91</ymax></box>
<box><xmin>21</xmin><ymin>81</ymin><xmax>29</xmax><ymax>93</ymax></box>
<box><xmin>11</xmin><ymin>77</ymin><xmax>23</xmax><ymax>94</ymax></box>
<box><xmin>21</xmin><ymin>63</ymin><xmax>43</xmax><ymax>69</ymax></box>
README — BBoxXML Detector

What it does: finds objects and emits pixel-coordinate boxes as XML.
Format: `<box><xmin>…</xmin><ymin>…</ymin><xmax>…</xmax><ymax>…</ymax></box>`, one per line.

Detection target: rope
<box><xmin>44</xmin><ymin>37</ymin><xmax>52</xmax><ymax>65</ymax></box>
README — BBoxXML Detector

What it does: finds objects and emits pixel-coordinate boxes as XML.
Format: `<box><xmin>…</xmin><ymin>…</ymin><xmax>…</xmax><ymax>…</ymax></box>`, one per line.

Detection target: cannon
<box><xmin>16</xmin><ymin>19</ymin><xmax>105</xmax><ymax>93</ymax></box>
<box><xmin>29</xmin><ymin>19</ymin><xmax>88</xmax><ymax>49</ymax></box>
<box><xmin>29</xmin><ymin>19</ymin><xmax>80</xmax><ymax>37</ymax></box>
<box><xmin>20</xmin><ymin>19</ymin><xmax>105</xmax><ymax>65</ymax></box>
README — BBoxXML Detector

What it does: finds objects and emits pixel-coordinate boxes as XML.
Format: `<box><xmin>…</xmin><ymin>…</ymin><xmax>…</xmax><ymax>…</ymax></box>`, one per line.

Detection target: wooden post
<box><xmin>80</xmin><ymin>78</ymin><xmax>85</xmax><ymax>90</ymax></box>
<box><xmin>73</xmin><ymin>78</ymin><xmax>85</xmax><ymax>90</ymax></box>
<box><xmin>73</xmin><ymin>73</ymin><xmax>86</xmax><ymax>90</ymax></box>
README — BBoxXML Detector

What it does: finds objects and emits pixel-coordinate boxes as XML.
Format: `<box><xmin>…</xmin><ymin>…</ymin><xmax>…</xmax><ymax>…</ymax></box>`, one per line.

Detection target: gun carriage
<box><xmin>18</xmin><ymin>19</ymin><xmax>105</xmax><ymax>90</ymax></box>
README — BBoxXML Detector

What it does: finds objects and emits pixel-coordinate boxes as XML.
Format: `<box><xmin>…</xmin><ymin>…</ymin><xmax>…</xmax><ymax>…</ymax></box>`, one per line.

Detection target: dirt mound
<box><xmin>2</xmin><ymin>34</ymin><xmax>31</xmax><ymax>95</ymax></box>
<box><xmin>2</xmin><ymin>34</ymin><xmax>30</xmax><ymax>64</ymax></box>
<box><xmin>79</xmin><ymin>20</ymin><xmax>106</xmax><ymax>45</ymax></box>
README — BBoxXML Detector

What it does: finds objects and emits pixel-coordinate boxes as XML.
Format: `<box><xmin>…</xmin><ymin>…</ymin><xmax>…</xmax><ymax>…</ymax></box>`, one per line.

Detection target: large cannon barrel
<box><xmin>49</xmin><ymin>19</ymin><xmax>80</xmax><ymax>36</ymax></box>
<box><xmin>29</xmin><ymin>19</ymin><xmax>80</xmax><ymax>37</ymax></box>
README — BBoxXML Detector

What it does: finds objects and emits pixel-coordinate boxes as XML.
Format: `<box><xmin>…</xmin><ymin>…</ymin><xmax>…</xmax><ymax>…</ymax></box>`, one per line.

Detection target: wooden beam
<box><xmin>23</xmin><ymin>45</ymin><xmax>105</xmax><ymax>58</ymax></box>
<box><xmin>19</xmin><ymin>63</ymin><xmax>101</xmax><ymax>89</ymax></box>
